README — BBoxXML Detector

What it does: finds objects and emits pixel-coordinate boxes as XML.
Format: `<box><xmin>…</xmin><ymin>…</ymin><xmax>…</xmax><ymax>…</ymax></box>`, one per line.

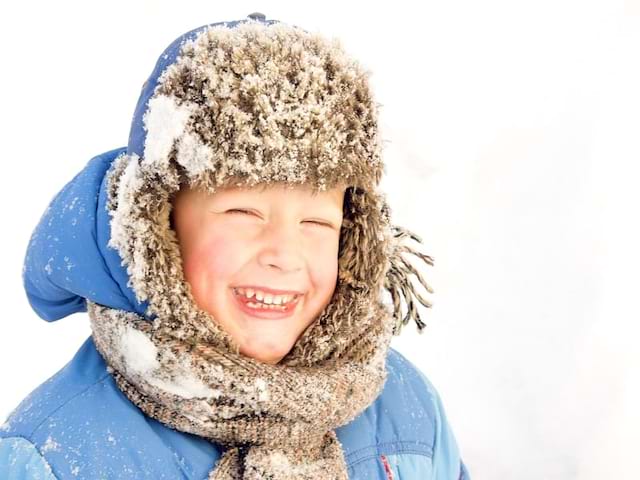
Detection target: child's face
<box><xmin>172</xmin><ymin>183</ymin><xmax>345</xmax><ymax>364</ymax></box>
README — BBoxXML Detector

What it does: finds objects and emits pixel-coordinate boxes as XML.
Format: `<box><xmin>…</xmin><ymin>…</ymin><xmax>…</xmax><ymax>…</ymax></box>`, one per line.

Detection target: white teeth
<box><xmin>234</xmin><ymin>288</ymin><xmax>298</xmax><ymax>306</ymax></box>
<box><xmin>246</xmin><ymin>302</ymin><xmax>287</xmax><ymax>310</ymax></box>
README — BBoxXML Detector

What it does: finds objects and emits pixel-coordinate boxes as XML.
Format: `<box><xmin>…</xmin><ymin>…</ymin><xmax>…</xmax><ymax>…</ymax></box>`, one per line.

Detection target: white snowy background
<box><xmin>1</xmin><ymin>1</ymin><xmax>639</xmax><ymax>479</ymax></box>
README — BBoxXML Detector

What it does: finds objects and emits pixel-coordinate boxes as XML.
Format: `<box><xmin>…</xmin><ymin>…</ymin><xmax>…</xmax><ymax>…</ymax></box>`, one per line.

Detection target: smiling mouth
<box><xmin>232</xmin><ymin>288</ymin><xmax>300</xmax><ymax>307</ymax></box>
<box><xmin>231</xmin><ymin>288</ymin><xmax>301</xmax><ymax>316</ymax></box>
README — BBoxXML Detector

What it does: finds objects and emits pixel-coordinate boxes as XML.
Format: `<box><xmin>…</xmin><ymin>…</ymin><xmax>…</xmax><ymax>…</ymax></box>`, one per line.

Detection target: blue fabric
<box><xmin>1</xmin><ymin>337</ymin><xmax>220</xmax><ymax>479</ymax></box>
<box><xmin>384</xmin><ymin>453</ymin><xmax>433</xmax><ymax>479</ymax></box>
<box><xmin>22</xmin><ymin>147</ymin><xmax>149</xmax><ymax>321</ymax></box>
<box><xmin>8</xmin><ymin>15</ymin><xmax>470</xmax><ymax>479</ymax></box>
<box><xmin>460</xmin><ymin>460</ymin><xmax>472</xmax><ymax>480</ymax></box>
<box><xmin>1</xmin><ymin>336</ymin><xmax>465</xmax><ymax>479</ymax></box>
<box><xmin>417</xmin><ymin>370</ymin><xmax>465</xmax><ymax>479</ymax></box>
<box><xmin>0</xmin><ymin>437</ymin><xmax>57</xmax><ymax>480</ymax></box>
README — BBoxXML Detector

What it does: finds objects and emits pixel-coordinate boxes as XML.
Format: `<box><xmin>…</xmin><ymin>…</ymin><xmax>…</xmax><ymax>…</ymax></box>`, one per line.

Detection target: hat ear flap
<box><xmin>338</xmin><ymin>187</ymin><xmax>389</xmax><ymax>293</ymax></box>
<box><xmin>338</xmin><ymin>186</ymin><xmax>435</xmax><ymax>335</ymax></box>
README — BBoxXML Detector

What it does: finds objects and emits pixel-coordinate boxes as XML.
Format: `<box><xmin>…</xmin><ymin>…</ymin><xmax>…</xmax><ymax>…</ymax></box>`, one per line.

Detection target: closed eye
<box><xmin>226</xmin><ymin>209</ymin><xmax>333</xmax><ymax>228</ymax></box>
<box><xmin>303</xmin><ymin>220</ymin><xmax>333</xmax><ymax>228</ymax></box>
<box><xmin>226</xmin><ymin>209</ymin><xmax>255</xmax><ymax>215</ymax></box>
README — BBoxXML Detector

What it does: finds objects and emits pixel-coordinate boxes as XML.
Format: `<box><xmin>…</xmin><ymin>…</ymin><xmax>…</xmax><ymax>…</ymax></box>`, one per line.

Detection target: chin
<box><xmin>241</xmin><ymin>350</ymin><xmax>287</xmax><ymax>365</ymax></box>
<box><xmin>240</xmin><ymin>341</ymin><xmax>292</xmax><ymax>365</ymax></box>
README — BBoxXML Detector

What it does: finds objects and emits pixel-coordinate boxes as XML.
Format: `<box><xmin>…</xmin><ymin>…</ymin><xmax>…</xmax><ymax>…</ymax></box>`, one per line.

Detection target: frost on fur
<box><xmin>146</xmin><ymin>21</ymin><xmax>384</xmax><ymax>194</ymax></box>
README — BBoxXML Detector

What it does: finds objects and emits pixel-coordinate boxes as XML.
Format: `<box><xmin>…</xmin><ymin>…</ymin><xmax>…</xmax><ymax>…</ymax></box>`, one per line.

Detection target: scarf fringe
<box><xmin>384</xmin><ymin>225</ymin><xmax>435</xmax><ymax>335</ymax></box>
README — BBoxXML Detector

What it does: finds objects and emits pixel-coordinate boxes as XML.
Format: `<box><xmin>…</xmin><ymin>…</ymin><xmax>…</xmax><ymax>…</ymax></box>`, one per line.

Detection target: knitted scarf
<box><xmin>88</xmin><ymin>292</ymin><xmax>392</xmax><ymax>479</ymax></box>
<box><xmin>86</xmin><ymin>19</ymin><xmax>435</xmax><ymax>479</ymax></box>
<box><xmin>87</xmin><ymin>224</ymin><xmax>430</xmax><ymax>479</ymax></box>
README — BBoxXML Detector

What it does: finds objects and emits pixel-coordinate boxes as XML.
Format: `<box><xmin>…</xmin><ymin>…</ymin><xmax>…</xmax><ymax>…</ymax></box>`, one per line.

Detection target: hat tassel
<box><xmin>384</xmin><ymin>226</ymin><xmax>435</xmax><ymax>335</ymax></box>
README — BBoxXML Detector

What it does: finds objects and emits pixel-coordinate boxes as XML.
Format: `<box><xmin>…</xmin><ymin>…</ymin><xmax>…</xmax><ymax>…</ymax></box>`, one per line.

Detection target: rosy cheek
<box><xmin>323</xmin><ymin>262</ymin><xmax>339</xmax><ymax>292</ymax></box>
<box><xmin>182</xmin><ymin>234</ymin><xmax>240</xmax><ymax>291</ymax></box>
<box><xmin>311</xmin><ymin>246</ymin><xmax>339</xmax><ymax>290</ymax></box>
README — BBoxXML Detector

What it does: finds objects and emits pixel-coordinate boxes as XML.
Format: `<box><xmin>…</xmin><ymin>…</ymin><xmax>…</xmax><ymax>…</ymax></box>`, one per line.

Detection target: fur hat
<box><xmin>105</xmin><ymin>15</ymin><xmax>433</xmax><ymax>361</ymax></box>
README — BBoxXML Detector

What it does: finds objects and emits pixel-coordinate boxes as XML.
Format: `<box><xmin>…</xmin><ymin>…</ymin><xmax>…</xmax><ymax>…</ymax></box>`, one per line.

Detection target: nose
<box><xmin>256</xmin><ymin>221</ymin><xmax>305</xmax><ymax>273</ymax></box>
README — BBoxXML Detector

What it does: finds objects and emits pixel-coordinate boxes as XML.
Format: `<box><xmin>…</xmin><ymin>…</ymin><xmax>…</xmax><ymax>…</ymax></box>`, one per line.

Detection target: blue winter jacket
<box><xmin>0</xmin><ymin>16</ymin><xmax>471</xmax><ymax>480</ymax></box>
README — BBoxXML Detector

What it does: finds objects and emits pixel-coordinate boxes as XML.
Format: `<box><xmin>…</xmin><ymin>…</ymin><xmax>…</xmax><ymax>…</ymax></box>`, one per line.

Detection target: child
<box><xmin>0</xmin><ymin>14</ymin><xmax>470</xmax><ymax>479</ymax></box>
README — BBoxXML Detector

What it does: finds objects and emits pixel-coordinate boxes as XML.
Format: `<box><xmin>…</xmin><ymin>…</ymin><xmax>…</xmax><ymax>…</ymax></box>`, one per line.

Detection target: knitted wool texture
<box><xmin>88</xmin><ymin>20</ymin><xmax>434</xmax><ymax>479</ymax></box>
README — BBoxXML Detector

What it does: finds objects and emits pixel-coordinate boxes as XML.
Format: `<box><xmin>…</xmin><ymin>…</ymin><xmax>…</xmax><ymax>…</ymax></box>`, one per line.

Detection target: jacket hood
<box><xmin>23</xmin><ymin>147</ymin><xmax>147</xmax><ymax>321</ymax></box>
<box><xmin>23</xmin><ymin>16</ymin><xmax>434</xmax><ymax>355</ymax></box>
